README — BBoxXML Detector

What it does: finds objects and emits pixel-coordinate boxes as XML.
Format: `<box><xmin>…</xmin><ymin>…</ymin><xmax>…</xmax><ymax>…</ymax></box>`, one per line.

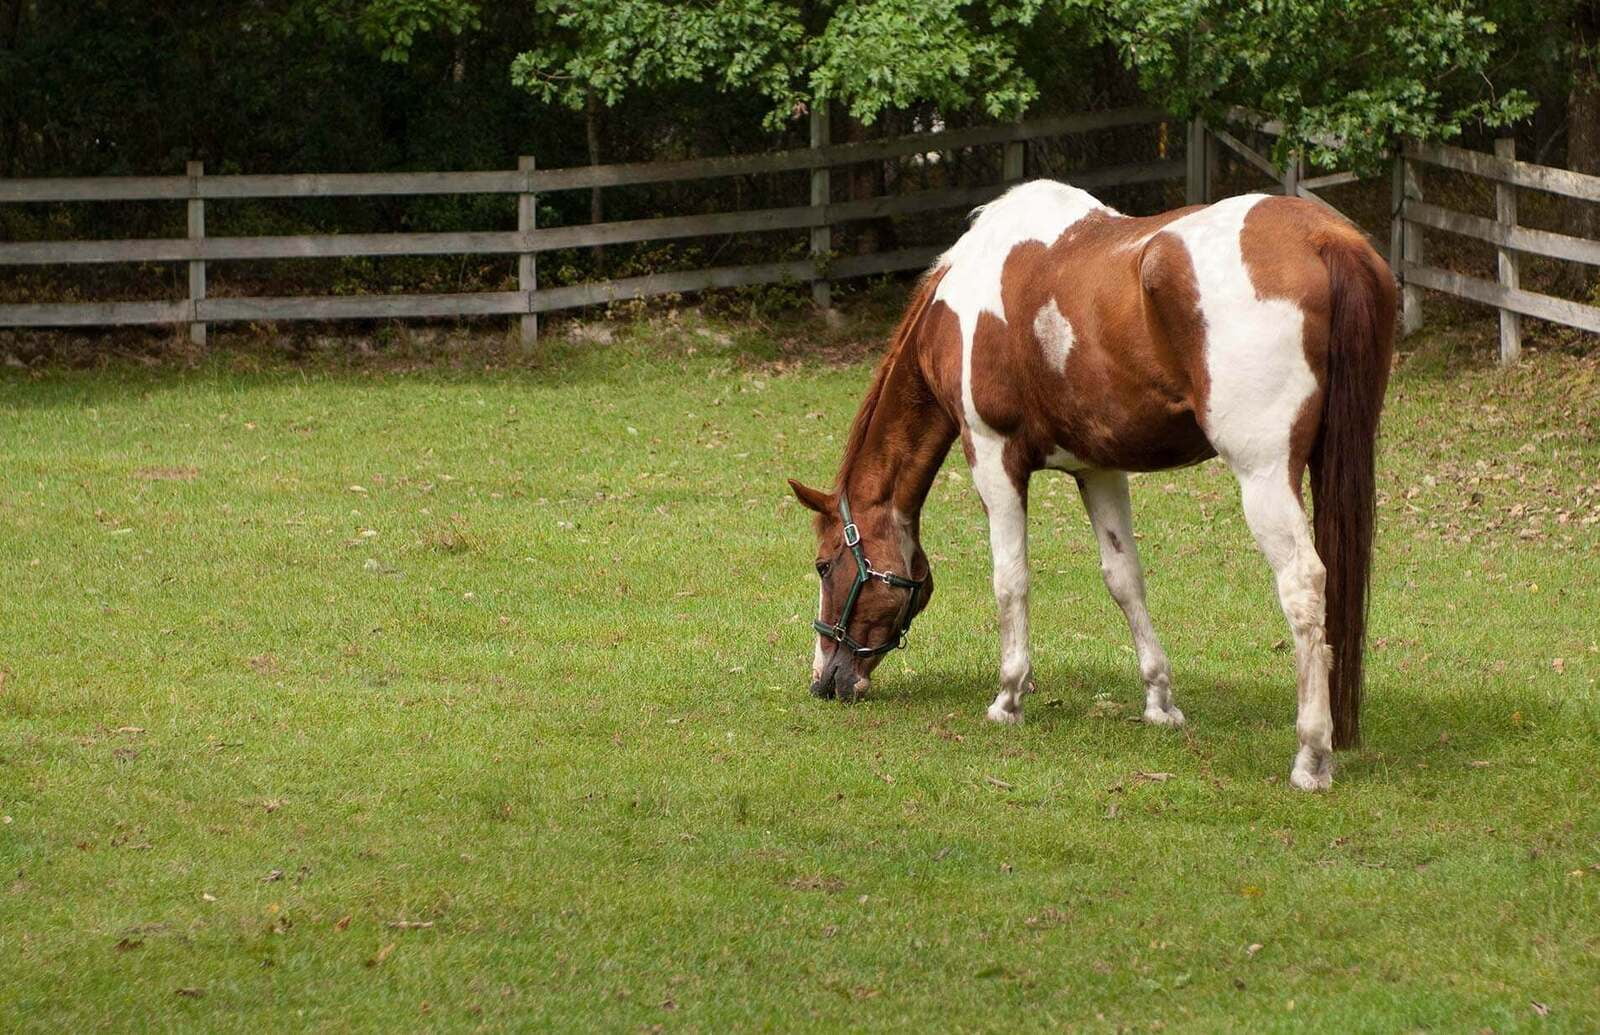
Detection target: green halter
<box><xmin>812</xmin><ymin>492</ymin><xmax>926</xmax><ymax>658</ymax></box>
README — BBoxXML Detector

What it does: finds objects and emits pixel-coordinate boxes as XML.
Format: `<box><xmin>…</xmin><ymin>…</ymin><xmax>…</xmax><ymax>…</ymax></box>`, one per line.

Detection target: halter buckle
<box><xmin>842</xmin><ymin>522</ymin><xmax>861</xmax><ymax>548</ymax></box>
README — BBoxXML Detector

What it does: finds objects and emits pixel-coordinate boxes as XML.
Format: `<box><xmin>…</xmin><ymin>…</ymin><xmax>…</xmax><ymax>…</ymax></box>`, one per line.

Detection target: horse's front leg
<box><xmin>970</xmin><ymin>438</ymin><xmax>1033</xmax><ymax>724</ymax></box>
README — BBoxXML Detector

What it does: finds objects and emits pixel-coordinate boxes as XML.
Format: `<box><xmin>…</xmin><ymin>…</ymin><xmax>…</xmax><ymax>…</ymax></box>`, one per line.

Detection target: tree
<box><xmin>509</xmin><ymin>1</ymin><xmax>1534</xmax><ymax>176</ymax></box>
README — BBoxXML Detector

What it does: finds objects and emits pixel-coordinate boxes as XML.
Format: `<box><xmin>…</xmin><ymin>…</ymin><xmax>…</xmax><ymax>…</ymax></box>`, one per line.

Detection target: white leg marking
<box><xmin>1032</xmin><ymin>298</ymin><xmax>1076</xmax><ymax>373</ymax></box>
<box><xmin>934</xmin><ymin>181</ymin><xmax>1112</xmax><ymax>725</ymax></box>
<box><xmin>1077</xmin><ymin>471</ymin><xmax>1183</xmax><ymax>728</ymax></box>
<box><xmin>971</xmin><ymin>444</ymin><xmax>1032</xmax><ymax>725</ymax></box>
<box><xmin>1239</xmin><ymin>469</ymin><xmax>1333</xmax><ymax>791</ymax></box>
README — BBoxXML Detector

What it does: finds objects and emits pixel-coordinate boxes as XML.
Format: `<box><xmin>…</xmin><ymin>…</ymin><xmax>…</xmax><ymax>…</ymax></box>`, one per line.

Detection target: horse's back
<box><xmin>926</xmin><ymin>182</ymin><xmax>1381</xmax><ymax>476</ymax></box>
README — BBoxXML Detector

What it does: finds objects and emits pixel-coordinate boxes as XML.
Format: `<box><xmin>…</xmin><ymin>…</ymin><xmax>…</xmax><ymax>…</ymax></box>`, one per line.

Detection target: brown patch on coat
<box><xmin>958</xmin><ymin>210</ymin><xmax>1216</xmax><ymax>479</ymax></box>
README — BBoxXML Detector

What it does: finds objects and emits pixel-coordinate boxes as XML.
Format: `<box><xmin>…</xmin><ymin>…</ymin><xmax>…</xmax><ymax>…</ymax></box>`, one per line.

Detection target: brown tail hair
<box><xmin>1312</xmin><ymin>237</ymin><xmax>1396</xmax><ymax>749</ymax></box>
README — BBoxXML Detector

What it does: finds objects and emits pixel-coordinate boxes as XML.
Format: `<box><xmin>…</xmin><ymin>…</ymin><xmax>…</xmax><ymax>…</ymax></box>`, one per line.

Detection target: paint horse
<box><xmin>789</xmin><ymin>181</ymin><xmax>1394</xmax><ymax>790</ymax></box>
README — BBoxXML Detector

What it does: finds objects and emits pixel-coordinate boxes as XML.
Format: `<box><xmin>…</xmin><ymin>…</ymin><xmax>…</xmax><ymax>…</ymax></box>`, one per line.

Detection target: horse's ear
<box><xmin>787</xmin><ymin>478</ymin><xmax>831</xmax><ymax>514</ymax></box>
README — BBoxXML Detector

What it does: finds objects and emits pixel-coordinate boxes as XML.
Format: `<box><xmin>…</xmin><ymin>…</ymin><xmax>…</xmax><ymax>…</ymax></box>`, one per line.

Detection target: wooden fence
<box><xmin>0</xmin><ymin>105</ymin><xmax>1181</xmax><ymax>344</ymax></box>
<box><xmin>4</xmin><ymin>105</ymin><xmax>1596</xmax><ymax>362</ymax></box>
<box><xmin>1397</xmin><ymin>138</ymin><xmax>1600</xmax><ymax>363</ymax></box>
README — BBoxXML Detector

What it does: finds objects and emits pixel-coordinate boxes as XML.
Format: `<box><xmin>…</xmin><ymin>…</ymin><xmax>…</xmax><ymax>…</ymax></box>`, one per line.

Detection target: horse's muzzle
<box><xmin>810</xmin><ymin>647</ymin><xmax>869</xmax><ymax>702</ymax></box>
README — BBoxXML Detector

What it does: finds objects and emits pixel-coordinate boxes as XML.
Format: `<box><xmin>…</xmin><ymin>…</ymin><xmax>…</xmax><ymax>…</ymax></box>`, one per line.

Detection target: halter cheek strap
<box><xmin>812</xmin><ymin>492</ymin><xmax>925</xmax><ymax>658</ymax></box>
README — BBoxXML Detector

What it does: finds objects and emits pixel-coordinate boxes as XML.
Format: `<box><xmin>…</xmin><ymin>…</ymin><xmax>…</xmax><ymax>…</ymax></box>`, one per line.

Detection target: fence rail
<box><xmin>0</xmin><ymin>105</ymin><xmax>1182</xmax><ymax>340</ymax></box>
<box><xmin>1398</xmin><ymin>137</ymin><xmax>1600</xmax><ymax>362</ymax></box>
<box><xmin>7</xmin><ymin>105</ymin><xmax>1597</xmax><ymax>359</ymax></box>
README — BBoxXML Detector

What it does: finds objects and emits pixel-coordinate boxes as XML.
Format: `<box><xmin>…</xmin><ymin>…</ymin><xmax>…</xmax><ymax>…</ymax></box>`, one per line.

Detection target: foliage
<box><xmin>1087</xmin><ymin>0</ymin><xmax>1536</xmax><ymax>171</ymax></box>
<box><xmin>510</xmin><ymin>0</ymin><xmax>1537</xmax><ymax>170</ymax></box>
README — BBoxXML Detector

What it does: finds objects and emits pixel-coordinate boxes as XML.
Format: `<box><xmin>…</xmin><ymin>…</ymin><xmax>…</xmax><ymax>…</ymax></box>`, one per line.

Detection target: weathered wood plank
<box><xmin>199</xmin><ymin>292</ymin><xmax>528</xmax><ymax>322</ymax></box>
<box><xmin>1300</xmin><ymin>170</ymin><xmax>1362</xmax><ymax>191</ymax></box>
<box><xmin>810</xmin><ymin>107</ymin><xmax>833</xmax><ymax>309</ymax></box>
<box><xmin>1403</xmin><ymin>262</ymin><xmax>1600</xmax><ymax>335</ymax></box>
<box><xmin>518</xmin><ymin>157</ymin><xmax>538</xmax><ymax>346</ymax></box>
<box><xmin>1209</xmin><ymin>126</ymin><xmax>1283</xmax><ymax>182</ymax></box>
<box><xmin>1403</xmin><ymin>199</ymin><xmax>1600</xmax><ymax>267</ymax></box>
<box><xmin>530</xmin><ymin>261</ymin><xmax>815</xmax><ymax>314</ymax></box>
<box><xmin>0</xmin><ymin>232</ymin><xmax>526</xmax><ymax>265</ymax></box>
<box><xmin>0</xmin><ymin>170</ymin><xmax>528</xmax><ymax>203</ymax></box>
<box><xmin>1405</xmin><ymin>140</ymin><xmax>1600</xmax><ymax>203</ymax></box>
<box><xmin>186</xmin><ymin>161</ymin><xmax>206</xmax><ymax>346</ymax></box>
<box><xmin>0</xmin><ymin>107</ymin><xmax>1168</xmax><ymax>203</ymax></box>
<box><xmin>528</xmin><ymin>106</ymin><xmax>1168</xmax><ymax>192</ymax></box>
<box><xmin>1494</xmin><ymin>138</ymin><xmax>1523</xmax><ymax>363</ymax></box>
<box><xmin>832</xmin><ymin>246</ymin><xmax>943</xmax><ymax>279</ymax></box>
<box><xmin>0</xmin><ymin>299</ymin><xmax>189</xmax><ymax>327</ymax></box>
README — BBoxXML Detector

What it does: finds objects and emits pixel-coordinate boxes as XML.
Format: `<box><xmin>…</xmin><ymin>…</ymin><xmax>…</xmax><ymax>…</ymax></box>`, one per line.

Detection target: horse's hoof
<box><xmin>1143</xmin><ymin>705</ymin><xmax>1185</xmax><ymax>728</ymax></box>
<box><xmin>986</xmin><ymin>702</ymin><xmax>1023</xmax><ymax>725</ymax></box>
<box><xmin>1289</xmin><ymin>765</ymin><xmax>1332</xmax><ymax>791</ymax></box>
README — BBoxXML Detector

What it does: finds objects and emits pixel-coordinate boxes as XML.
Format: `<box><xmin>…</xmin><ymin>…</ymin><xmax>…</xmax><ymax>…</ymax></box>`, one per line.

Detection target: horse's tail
<box><xmin>1312</xmin><ymin>234</ymin><xmax>1396</xmax><ymax>750</ymax></box>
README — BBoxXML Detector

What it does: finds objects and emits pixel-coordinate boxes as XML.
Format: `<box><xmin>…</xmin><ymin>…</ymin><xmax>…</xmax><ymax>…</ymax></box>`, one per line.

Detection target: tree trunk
<box><xmin>1567</xmin><ymin>1</ymin><xmax>1599</xmax><ymax>288</ymax></box>
<box><xmin>585</xmin><ymin>88</ymin><xmax>605</xmax><ymax>269</ymax></box>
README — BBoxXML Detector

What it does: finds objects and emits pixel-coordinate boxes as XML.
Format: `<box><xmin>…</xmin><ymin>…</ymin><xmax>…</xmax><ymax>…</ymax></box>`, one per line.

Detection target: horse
<box><xmin>788</xmin><ymin>180</ymin><xmax>1395</xmax><ymax>790</ymax></box>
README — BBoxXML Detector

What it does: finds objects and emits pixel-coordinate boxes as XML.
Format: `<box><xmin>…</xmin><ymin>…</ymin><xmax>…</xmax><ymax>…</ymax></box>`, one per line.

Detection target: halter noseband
<box><xmin>812</xmin><ymin>493</ymin><xmax>925</xmax><ymax>659</ymax></box>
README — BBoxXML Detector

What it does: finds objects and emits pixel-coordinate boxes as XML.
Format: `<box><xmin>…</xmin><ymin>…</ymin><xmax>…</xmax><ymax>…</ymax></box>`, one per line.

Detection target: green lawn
<box><xmin>2</xmin><ymin>313</ymin><xmax>1598</xmax><ymax>1031</ymax></box>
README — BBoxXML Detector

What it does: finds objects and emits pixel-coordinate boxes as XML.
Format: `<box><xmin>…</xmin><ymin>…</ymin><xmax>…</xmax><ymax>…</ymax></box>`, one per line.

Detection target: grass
<box><xmin>1</xmin><ymin>310</ymin><xmax>1598</xmax><ymax>1032</ymax></box>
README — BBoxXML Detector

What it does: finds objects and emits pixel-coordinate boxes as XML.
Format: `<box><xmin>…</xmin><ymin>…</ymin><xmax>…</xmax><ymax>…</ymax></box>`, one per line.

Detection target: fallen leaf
<box><xmin>262</xmin><ymin>869</ymin><xmax>284</xmax><ymax>882</ymax></box>
<box><xmin>1531</xmin><ymin>1001</ymin><xmax>1550</xmax><ymax>1017</ymax></box>
<box><xmin>115</xmin><ymin>937</ymin><xmax>143</xmax><ymax>952</ymax></box>
<box><xmin>1552</xmin><ymin>658</ymin><xmax>1565</xmax><ymax>674</ymax></box>
<box><xmin>1247</xmin><ymin>943</ymin><xmax>1264</xmax><ymax>957</ymax></box>
<box><xmin>1133</xmin><ymin>771</ymin><xmax>1175</xmax><ymax>785</ymax></box>
<box><xmin>366</xmin><ymin>942</ymin><xmax>396</xmax><ymax>967</ymax></box>
<box><xmin>334</xmin><ymin>914</ymin><xmax>352</xmax><ymax>931</ymax></box>
<box><xmin>175</xmin><ymin>987</ymin><xmax>203</xmax><ymax>999</ymax></box>
<box><xmin>387</xmin><ymin>920</ymin><xmax>434</xmax><ymax>929</ymax></box>
<box><xmin>983</xmin><ymin>775</ymin><xmax>1014</xmax><ymax>790</ymax></box>
<box><xmin>1469</xmin><ymin>760</ymin><xmax>1493</xmax><ymax>769</ymax></box>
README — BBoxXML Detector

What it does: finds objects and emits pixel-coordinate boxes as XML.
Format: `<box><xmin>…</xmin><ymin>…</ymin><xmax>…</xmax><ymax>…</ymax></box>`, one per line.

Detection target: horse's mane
<box><xmin>833</xmin><ymin>267</ymin><xmax>947</xmax><ymax>489</ymax></box>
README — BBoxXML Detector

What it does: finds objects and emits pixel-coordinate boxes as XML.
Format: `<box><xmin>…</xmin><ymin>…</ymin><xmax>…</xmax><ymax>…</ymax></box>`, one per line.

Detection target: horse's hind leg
<box><xmin>1233</xmin><ymin>467</ymin><xmax>1334</xmax><ymax>790</ymax></box>
<box><xmin>1076</xmin><ymin>471</ymin><xmax>1183</xmax><ymax>727</ymax></box>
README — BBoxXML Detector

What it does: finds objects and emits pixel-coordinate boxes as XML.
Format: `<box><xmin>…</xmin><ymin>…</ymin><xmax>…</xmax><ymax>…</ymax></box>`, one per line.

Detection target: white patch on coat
<box><xmin>1032</xmin><ymin>297</ymin><xmax>1076</xmax><ymax>373</ymax></box>
<box><xmin>1157</xmin><ymin>194</ymin><xmax>1316</xmax><ymax>473</ymax></box>
<box><xmin>1042</xmin><ymin>446</ymin><xmax>1088</xmax><ymax>472</ymax></box>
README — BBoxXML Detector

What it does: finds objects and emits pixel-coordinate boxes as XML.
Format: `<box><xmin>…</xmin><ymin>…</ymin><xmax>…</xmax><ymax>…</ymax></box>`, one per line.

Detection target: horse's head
<box><xmin>788</xmin><ymin>478</ymin><xmax>933</xmax><ymax>701</ymax></box>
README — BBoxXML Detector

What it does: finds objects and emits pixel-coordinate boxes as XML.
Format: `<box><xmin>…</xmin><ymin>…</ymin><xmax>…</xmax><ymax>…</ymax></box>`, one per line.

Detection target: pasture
<box><xmin>2</xmin><ymin>312</ymin><xmax>1598</xmax><ymax>1031</ymax></box>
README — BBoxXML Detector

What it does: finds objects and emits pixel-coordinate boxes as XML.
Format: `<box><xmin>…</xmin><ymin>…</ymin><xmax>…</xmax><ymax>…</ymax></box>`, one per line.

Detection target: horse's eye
<box><xmin>815</xmin><ymin>560</ymin><xmax>831</xmax><ymax>578</ymax></box>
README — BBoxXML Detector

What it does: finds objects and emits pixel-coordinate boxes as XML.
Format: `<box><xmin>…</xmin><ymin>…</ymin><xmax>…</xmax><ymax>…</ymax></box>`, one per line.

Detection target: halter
<box><xmin>812</xmin><ymin>493</ymin><xmax>925</xmax><ymax>658</ymax></box>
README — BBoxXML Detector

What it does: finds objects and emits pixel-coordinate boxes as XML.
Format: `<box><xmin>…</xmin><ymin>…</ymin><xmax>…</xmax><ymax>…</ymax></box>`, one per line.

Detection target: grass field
<box><xmin>2</xmin><ymin>310</ymin><xmax>1598</xmax><ymax>1031</ymax></box>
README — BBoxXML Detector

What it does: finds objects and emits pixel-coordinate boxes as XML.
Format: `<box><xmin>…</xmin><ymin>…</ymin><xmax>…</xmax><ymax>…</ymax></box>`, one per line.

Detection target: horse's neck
<box><xmin>841</xmin><ymin>346</ymin><xmax>957</xmax><ymax>525</ymax></box>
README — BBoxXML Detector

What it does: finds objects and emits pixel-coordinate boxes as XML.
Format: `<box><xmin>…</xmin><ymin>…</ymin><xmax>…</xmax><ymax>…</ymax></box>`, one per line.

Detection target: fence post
<box><xmin>518</xmin><ymin>156</ymin><xmax>537</xmax><ymax>347</ymax></box>
<box><xmin>186</xmin><ymin>161</ymin><xmax>206</xmax><ymax>346</ymax></box>
<box><xmin>809</xmin><ymin>105</ymin><xmax>832</xmax><ymax>310</ymax></box>
<box><xmin>1494</xmin><ymin>137</ymin><xmax>1522</xmax><ymax>364</ymax></box>
<box><xmin>1282</xmin><ymin>152</ymin><xmax>1301</xmax><ymax>200</ymax></box>
<box><xmin>1185</xmin><ymin>117</ymin><xmax>1208</xmax><ymax>205</ymax></box>
<box><xmin>1391</xmin><ymin>148</ymin><xmax>1424</xmax><ymax>336</ymax></box>
<box><xmin>1003</xmin><ymin>137</ymin><xmax>1026</xmax><ymax>183</ymax></box>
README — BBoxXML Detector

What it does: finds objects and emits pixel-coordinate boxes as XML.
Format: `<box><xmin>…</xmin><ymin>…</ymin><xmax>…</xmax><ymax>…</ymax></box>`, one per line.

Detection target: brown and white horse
<box><xmin>789</xmin><ymin>181</ymin><xmax>1394</xmax><ymax>790</ymax></box>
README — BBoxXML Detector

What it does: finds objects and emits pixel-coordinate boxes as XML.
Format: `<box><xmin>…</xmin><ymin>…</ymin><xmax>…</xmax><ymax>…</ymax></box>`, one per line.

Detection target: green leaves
<box><xmin>510</xmin><ymin>0</ymin><xmax>1536</xmax><ymax>173</ymax></box>
<box><xmin>1092</xmin><ymin>0</ymin><xmax>1534</xmax><ymax>172</ymax></box>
